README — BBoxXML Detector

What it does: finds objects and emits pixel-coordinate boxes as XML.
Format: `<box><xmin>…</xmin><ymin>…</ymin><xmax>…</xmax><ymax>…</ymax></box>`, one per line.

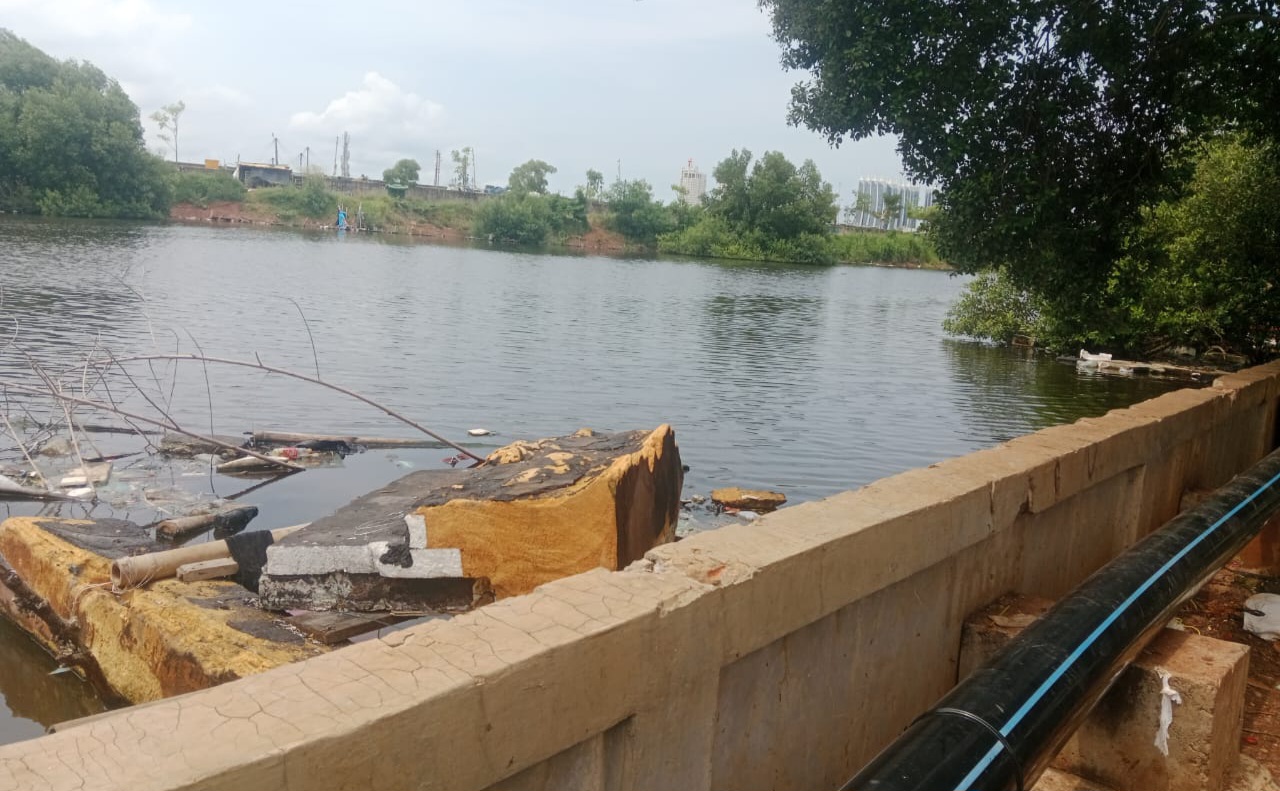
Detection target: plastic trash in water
<box><xmin>1243</xmin><ymin>592</ymin><xmax>1280</xmax><ymax>640</ymax></box>
<box><xmin>468</xmin><ymin>428</ymin><xmax>496</xmax><ymax>436</ymax></box>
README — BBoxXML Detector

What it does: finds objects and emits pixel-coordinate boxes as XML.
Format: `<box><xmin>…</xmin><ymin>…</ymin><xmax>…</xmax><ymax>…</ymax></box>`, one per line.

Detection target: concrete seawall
<box><xmin>3</xmin><ymin>362</ymin><xmax>1279</xmax><ymax>791</ymax></box>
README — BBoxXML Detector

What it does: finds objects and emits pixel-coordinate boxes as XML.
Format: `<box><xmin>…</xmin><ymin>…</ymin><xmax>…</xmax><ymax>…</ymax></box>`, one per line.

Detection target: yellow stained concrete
<box><xmin>419</xmin><ymin>424</ymin><xmax>681</xmax><ymax>598</ymax></box>
<box><xmin>0</xmin><ymin>517</ymin><xmax>325</xmax><ymax>704</ymax></box>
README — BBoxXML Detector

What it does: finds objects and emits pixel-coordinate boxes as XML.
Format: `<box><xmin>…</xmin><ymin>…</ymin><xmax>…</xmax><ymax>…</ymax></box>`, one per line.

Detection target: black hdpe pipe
<box><xmin>841</xmin><ymin>444</ymin><xmax>1280</xmax><ymax>791</ymax></box>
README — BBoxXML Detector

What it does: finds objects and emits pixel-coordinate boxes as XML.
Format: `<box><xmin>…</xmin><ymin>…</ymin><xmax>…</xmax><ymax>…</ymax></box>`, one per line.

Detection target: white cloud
<box><xmin>289</xmin><ymin>72</ymin><xmax>444</xmax><ymax>138</ymax></box>
<box><xmin>0</xmin><ymin>0</ymin><xmax>191</xmax><ymax>38</ymax></box>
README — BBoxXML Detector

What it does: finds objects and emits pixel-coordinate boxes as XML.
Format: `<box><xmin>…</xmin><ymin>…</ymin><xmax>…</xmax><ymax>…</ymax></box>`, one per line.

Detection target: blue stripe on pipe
<box><xmin>956</xmin><ymin>464</ymin><xmax>1280</xmax><ymax>791</ymax></box>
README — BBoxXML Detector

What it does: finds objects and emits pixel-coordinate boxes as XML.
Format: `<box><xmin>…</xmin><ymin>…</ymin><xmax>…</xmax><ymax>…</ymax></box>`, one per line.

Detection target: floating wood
<box><xmin>250</xmin><ymin>430</ymin><xmax>452</xmax><ymax>449</ymax></box>
<box><xmin>156</xmin><ymin>505</ymin><xmax>259</xmax><ymax>542</ymax></box>
<box><xmin>286</xmin><ymin>611</ymin><xmax>411</xmax><ymax>645</ymax></box>
<box><xmin>175</xmin><ymin>558</ymin><xmax>241</xmax><ymax>582</ymax></box>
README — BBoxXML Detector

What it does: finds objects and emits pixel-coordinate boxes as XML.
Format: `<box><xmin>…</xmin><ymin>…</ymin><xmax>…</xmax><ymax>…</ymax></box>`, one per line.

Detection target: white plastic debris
<box><xmin>1154</xmin><ymin>668</ymin><xmax>1182</xmax><ymax>757</ymax></box>
<box><xmin>1243</xmin><ymin>593</ymin><xmax>1280</xmax><ymax>640</ymax></box>
<box><xmin>467</xmin><ymin>428</ymin><xmax>496</xmax><ymax>436</ymax></box>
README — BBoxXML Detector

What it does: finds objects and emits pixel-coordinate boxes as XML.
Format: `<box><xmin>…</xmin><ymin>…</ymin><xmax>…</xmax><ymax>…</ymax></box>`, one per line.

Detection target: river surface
<box><xmin>0</xmin><ymin>215</ymin><xmax>1188</xmax><ymax>744</ymax></box>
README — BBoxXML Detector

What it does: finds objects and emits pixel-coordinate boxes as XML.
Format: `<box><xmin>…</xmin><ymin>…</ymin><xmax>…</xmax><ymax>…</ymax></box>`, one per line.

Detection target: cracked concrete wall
<box><xmin>3</xmin><ymin>362</ymin><xmax>1280</xmax><ymax>791</ymax></box>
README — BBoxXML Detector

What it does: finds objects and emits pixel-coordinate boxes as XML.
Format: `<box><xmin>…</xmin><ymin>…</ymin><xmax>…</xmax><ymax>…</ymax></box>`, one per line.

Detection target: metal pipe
<box><xmin>842</xmin><ymin>445</ymin><xmax>1280</xmax><ymax>791</ymax></box>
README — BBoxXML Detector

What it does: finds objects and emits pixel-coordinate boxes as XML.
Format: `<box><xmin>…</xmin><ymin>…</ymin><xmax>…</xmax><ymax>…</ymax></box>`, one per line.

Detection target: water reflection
<box><xmin>940</xmin><ymin>340</ymin><xmax>1191</xmax><ymax>442</ymax></box>
<box><xmin>0</xmin><ymin>618</ymin><xmax>105</xmax><ymax>744</ymax></box>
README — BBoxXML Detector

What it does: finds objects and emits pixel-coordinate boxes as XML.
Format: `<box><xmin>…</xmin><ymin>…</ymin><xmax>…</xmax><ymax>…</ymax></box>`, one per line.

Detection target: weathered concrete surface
<box><xmin>262</xmin><ymin>426</ymin><xmax>682</xmax><ymax>605</ymax></box>
<box><xmin>0</xmin><ymin>516</ymin><xmax>326</xmax><ymax>704</ymax></box>
<box><xmin>1057</xmin><ymin>631</ymin><xmax>1249</xmax><ymax>791</ymax></box>
<box><xmin>961</xmin><ymin>595</ymin><xmax>1250</xmax><ymax>791</ymax></box>
<box><xmin>418</xmin><ymin>425</ymin><xmax>682</xmax><ymax>598</ymax></box>
<box><xmin>3</xmin><ymin>363</ymin><xmax>1280</xmax><ymax>791</ymax></box>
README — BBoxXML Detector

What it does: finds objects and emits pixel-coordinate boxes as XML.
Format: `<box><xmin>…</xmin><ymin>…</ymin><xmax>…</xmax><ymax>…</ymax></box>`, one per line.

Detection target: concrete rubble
<box><xmin>0</xmin><ymin>425</ymin><xmax>683</xmax><ymax>704</ymax></box>
<box><xmin>259</xmin><ymin>424</ymin><xmax>683</xmax><ymax>607</ymax></box>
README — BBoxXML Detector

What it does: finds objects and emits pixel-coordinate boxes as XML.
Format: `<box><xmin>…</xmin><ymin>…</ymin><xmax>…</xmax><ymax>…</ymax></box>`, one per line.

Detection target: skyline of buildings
<box><xmin>845</xmin><ymin>178</ymin><xmax>935</xmax><ymax>231</ymax></box>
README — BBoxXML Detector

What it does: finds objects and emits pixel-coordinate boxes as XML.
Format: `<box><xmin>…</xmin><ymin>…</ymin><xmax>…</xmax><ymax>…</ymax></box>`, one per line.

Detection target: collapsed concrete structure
<box><xmin>0</xmin><ymin>425</ymin><xmax>683</xmax><ymax>705</ymax></box>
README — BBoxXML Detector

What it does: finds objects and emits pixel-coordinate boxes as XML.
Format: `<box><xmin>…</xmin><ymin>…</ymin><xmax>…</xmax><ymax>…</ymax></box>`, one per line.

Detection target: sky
<box><xmin>0</xmin><ymin>0</ymin><xmax>906</xmax><ymax>202</ymax></box>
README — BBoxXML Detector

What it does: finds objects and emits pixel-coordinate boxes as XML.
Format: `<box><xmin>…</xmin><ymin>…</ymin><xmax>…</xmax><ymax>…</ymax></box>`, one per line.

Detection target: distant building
<box><xmin>233</xmin><ymin>162</ymin><xmax>293</xmax><ymax>188</ymax></box>
<box><xmin>678</xmin><ymin>159</ymin><xmax>706</xmax><ymax>205</ymax></box>
<box><xmin>848</xmin><ymin>178</ymin><xmax>935</xmax><ymax>231</ymax></box>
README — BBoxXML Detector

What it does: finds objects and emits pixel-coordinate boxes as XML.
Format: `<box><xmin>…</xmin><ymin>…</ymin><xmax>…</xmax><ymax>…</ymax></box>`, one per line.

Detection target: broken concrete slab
<box><xmin>264</xmin><ymin>541</ymin><xmax>462</xmax><ymax>578</ymax></box>
<box><xmin>258</xmin><ymin>573</ymin><xmax>489</xmax><ymax>613</ymax></box>
<box><xmin>258</xmin><ymin>425</ymin><xmax>682</xmax><ymax>606</ymax></box>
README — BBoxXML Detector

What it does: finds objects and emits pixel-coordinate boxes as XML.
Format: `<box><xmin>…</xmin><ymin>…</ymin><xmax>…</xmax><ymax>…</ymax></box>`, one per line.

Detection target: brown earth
<box><xmin>169</xmin><ymin>200</ymin><xmax>283</xmax><ymax>226</ymax></box>
<box><xmin>1177</xmin><ymin>563</ymin><xmax>1280</xmax><ymax>778</ymax></box>
<box><xmin>562</xmin><ymin>225</ymin><xmax>629</xmax><ymax>253</ymax></box>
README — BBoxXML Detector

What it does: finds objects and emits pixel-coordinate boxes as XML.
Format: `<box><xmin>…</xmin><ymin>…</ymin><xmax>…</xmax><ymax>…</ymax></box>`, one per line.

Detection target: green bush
<box><xmin>172</xmin><ymin>171</ymin><xmax>245</xmax><ymax>206</ymax></box>
<box><xmin>251</xmin><ymin>175</ymin><xmax>336</xmax><ymax>219</ymax></box>
<box><xmin>943</xmin><ymin>270</ymin><xmax>1046</xmax><ymax>344</ymax></box>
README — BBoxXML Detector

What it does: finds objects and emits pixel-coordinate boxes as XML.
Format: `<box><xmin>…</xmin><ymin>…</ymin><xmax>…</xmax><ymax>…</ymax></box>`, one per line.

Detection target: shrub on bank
<box><xmin>172</xmin><ymin>171</ymin><xmax>245</xmax><ymax>207</ymax></box>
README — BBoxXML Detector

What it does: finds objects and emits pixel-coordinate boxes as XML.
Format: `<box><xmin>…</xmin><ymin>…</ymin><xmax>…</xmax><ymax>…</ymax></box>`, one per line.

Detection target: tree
<box><xmin>605</xmin><ymin>179</ymin><xmax>672</xmax><ymax>245</ymax></box>
<box><xmin>585</xmin><ymin>169</ymin><xmax>604</xmax><ymax>201</ymax></box>
<box><xmin>759</xmin><ymin>0</ymin><xmax>1280</xmax><ymax>298</ymax></box>
<box><xmin>451</xmin><ymin>147</ymin><xmax>473</xmax><ymax>190</ymax></box>
<box><xmin>507</xmin><ymin>159</ymin><xmax>556</xmax><ymax>196</ymax></box>
<box><xmin>0</xmin><ymin>29</ymin><xmax>171</xmax><ymax>218</ymax></box>
<box><xmin>150</xmin><ymin>100</ymin><xmax>185</xmax><ymax>162</ymax></box>
<box><xmin>382</xmin><ymin>158</ymin><xmax>420</xmax><ymax>185</ymax></box>
<box><xmin>844</xmin><ymin>192</ymin><xmax>872</xmax><ymax>226</ymax></box>
<box><xmin>879</xmin><ymin>193</ymin><xmax>903</xmax><ymax>230</ymax></box>
<box><xmin>705</xmin><ymin>149</ymin><xmax>836</xmax><ymax>240</ymax></box>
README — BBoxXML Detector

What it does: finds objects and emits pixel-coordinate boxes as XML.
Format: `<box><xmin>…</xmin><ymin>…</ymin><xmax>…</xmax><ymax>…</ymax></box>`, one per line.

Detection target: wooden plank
<box><xmin>286</xmin><ymin>611</ymin><xmax>408</xmax><ymax>645</ymax></box>
<box><xmin>251</xmin><ymin>429</ymin><xmax>449</xmax><ymax>449</ymax></box>
<box><xmin>175</xmin><ymin>558</ymin><xmax>240</xmax><ymax>582</ymax></box>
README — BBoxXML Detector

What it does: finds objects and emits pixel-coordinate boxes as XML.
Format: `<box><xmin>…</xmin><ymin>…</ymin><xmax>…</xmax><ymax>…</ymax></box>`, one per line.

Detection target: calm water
<box><xmin>0</xmin><ymin>215</ymin><xmax>1185</xmax><ymax>743</ymax></box>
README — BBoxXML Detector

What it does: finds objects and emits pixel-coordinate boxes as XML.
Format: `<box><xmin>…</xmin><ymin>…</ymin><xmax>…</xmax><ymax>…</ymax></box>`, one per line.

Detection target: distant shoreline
<box><xmin>165</xmin><ymin>201</ymin><xmax>951</xmax><ymax>270</ymax></box>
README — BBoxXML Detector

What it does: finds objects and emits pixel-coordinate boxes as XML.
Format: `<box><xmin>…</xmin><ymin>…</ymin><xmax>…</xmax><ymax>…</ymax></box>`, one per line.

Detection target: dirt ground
<box><xmin>1177</xmin><ymin>562</ymin><xmax>1280</xmax><ymax>777</ymax></box>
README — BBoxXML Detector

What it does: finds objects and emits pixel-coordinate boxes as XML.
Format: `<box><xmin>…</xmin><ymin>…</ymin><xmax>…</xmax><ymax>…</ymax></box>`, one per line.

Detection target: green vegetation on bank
<box><xmin>760</xmin><ymin>0</ymin><xmax>1280</xmax><ymax>357</ymax></box>
<box><xmin>172</xmin><ymin>171</ymin><xmax>245</xmax><ymax>206</ymax></box>
<box><xmin>945</xmin><ymin>135</ymin><xmax>1280</xmax><ymax>355</ymax></box>
<box><xmin>473</xmin><ymin>154</ymin><xmax>942</xmax><ymax>265</ymax></box>
<box><xmin>0</xmin><ymin>30</ymin><xmax>171</xmax><ymax>218</ymax></box>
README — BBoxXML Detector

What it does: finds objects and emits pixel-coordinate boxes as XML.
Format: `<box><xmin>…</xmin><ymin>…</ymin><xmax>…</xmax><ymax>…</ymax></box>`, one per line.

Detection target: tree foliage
<box><xmin>475</xmin><ymin>190</ymin><xmax>588</xmax><ymax>245</ymax></box>
<box><xmin>584</xmin><ymin>169</ymin><xmax>604</xmax><ymax>201</ymax></box>
<box><xmin>604</xmin><ymin>179</ymin><xmax>673</xmax><ymax>245</ymax></box>
<box><xmin>659</xmin><ymin>149</ymin><xmax>840</xmax><ymax>263</ymax></box>
<box><xmin>507</xmin><ymin>159</ymin><xmax>556</xmax><ymax>196</ymax></box>
<box><xmin>0</xmin><ymin>29</ymin><xmax>171</xmax><ymax>218</ymax></box>
<box><xmin>943</xmin><ymin>270</ymin><xmax>1046</xmax><ymax>344</ymax></box>
<box><xmin>382</xmin><ymin>158</ymin><xmax>420</xmax><ymax>185</ymax></box>
<box><xmin>760</xmin><ymin>0</ymin><xmax>1280</xmax><ymax>300</ymax></box>
<box><xmin>172</xmin><ymin>170</ymin><xmax>245</xmax><ymax>206</ymax></box>
<box><xmin>451</xmin><ymin>148</ymin><xmax>473</xmax><ymax>190</ymax></box>
<box><xmin>150</xmin><ymin>100</ymin><xmax>184</xmax><ymax>162</ymax></box>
